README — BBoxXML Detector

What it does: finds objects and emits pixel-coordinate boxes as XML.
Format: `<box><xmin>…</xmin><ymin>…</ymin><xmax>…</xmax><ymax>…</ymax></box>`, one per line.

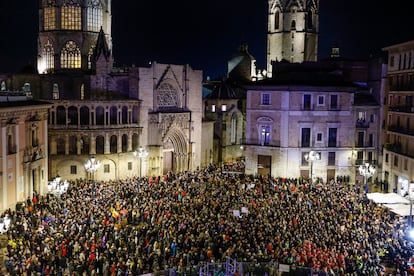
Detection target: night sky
<box><xmin>0</xmin><ymin>0</ymin><xmax>413</xmax><ymax>79</ymax></box>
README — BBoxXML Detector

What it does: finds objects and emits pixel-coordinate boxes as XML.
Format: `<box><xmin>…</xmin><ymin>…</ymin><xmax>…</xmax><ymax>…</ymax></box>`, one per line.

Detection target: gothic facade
<box><xmin>0</xmin><ymin>0</ymin><xmax>204</xmax><ymax>183</ymax></box>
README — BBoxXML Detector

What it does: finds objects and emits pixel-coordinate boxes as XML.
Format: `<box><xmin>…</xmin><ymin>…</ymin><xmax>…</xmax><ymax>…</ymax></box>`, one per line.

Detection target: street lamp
<box><xmin>305</xmin><ymin>150</ymin><xmax>320</xmax><ymax>185</ymax></box>
<box><xmin>84</xmin><ymin>156</ymin><xmax>101</xmax><ymax>183</ymax></box>
<box><xmin>359</xmin><ymin>162</ymin><xmax>375</xmax><ymax>194</ymax></box>
<box><xmin>133</xmin><ymin>146</ymin><xmax>148</xmax><ymax>177</ymax></box>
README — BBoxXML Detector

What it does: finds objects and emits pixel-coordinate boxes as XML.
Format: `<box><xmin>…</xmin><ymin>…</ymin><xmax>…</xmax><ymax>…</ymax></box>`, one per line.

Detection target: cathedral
<box><xmin>0</xmin><ymin>0</ymin><xmax>205</xmax><ymax>188</ymax></box>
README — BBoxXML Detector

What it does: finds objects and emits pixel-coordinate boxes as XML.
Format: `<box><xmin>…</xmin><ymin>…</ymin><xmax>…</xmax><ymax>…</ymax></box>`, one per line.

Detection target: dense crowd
<box><xmin>2</xmin><ymin>163</ymin><xmax>414</xmax><ymax>275</ymax></box>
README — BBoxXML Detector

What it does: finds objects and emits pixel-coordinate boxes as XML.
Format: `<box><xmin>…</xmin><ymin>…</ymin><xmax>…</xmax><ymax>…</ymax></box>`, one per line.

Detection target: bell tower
<box><xmin>37</xmin><ymin>0</ymin><xmax>113</xmax><ymax>74</ymax></box>
<box><xmin>266</xmin><ymin>0</ymin><xmax>319</xmax><ymax>76</ymax></box>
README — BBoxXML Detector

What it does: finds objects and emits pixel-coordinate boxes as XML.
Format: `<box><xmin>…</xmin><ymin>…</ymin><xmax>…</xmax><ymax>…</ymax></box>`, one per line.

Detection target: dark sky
<box><xmin>0</xmin><ymin>1</ymin><xmax>413</xmax><ymax>79</ymax></box>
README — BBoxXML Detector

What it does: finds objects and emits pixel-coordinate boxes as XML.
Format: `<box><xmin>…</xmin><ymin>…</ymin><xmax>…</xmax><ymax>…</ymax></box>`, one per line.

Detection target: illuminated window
<box><xmin>260</xmin><ymin>125</ymin><xmax>271</xmax><ymax>145</ymax></box>
<box><xmin>87</xmin><ymin>0</ymin><xmax>103</xmax><ymax>32</ymax></box>
<box><xmin>61</xmin><ymin>0</ymin><xmax>81</xmax><ymax>30</ymax></box>
<box><xmin>221</xmin><ymin>104</ymin><xmax>227</xmax><ymax>112</ymax></box>
<box><xmin>88</xmin><ymin>47</ymin><xmax>94</xmax><ymax>69</ymax></box>
<box><xmin>44</xmin><ymin>5</ymin><xmax>56</xmax><ymax>30</ymax></box>
<box><xmin>157</xmin><ymin>83</ymin><xmax>178</xmax><ymax>108</ymax></box>
<box><xmin>53</xmin><ymin>83</ymin><xmax>60</xmax><ymax>99</ymax></box>
<box><xmin>80</xmin><ymin>83</ymin><xmax>85</xmax><ymax>100</ymax></box>
<box><xmin>211</xmin><ymin>104</ymin><xmax>216</xmax><ymax>112</ymax></box>
<box><xmin>61</xmin><ymin>41</ymin><xmax>81</xmax><ymax>69</ymax></box>
<box><xmin>23</xmin><ymin>83</ymin><xmax>31</xmax><ymax>95</ymax></box>
<box><xmin>1</xmin><ymin>81</ymin><xmax>5</xmax><ymax>91</ymax></box>
<box><xmin>43</xmin><ymin>40</ymin><xmax>54</xmax><ymax>71</ymax></box>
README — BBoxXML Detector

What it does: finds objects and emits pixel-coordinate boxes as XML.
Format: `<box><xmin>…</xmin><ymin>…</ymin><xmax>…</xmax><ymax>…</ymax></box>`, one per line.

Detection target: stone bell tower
<box><xmin>37</xmin><ymin>0</ymin><xmax>113</xmax><ymax>74</ymax></box>
<box><xmin>266</xmin><ymin>0</ymin><xmax>319</xmax><ymax>76</ymax></box>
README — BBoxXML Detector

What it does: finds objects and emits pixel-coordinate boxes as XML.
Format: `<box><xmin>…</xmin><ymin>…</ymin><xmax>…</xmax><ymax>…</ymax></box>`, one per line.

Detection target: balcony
<box><xmin>7</xmin><ymin>145</ymin><xmax>17</xmax><ymax>155</ymax></box>
<box><xmin>384</xmin><ymin>143</ymin><xmax>414</xmax><ymax>158</ymax></box>
<box><xmin>384</xmin><ymin>142</ymin><xmax>401</xmax><ymax>152</ymax></box>
<box><xmin>356</xmin><ymin>119</ymin><xmax>369</xmax><ymax>128</ymax></box>
<box><xmin>387</xmin><ymin>125</ymin><xmax>414</xmax><ymax>136</ymax></box>
<box><xmin>388</xmin><ymin>105</ymin><xmax>414</xmax><ymax>113</ymax></box>
<box><xmin>355</xmin><ymin>159</ymin><xmax>377</xmax><ymax>166</ymax></box>
<box><xmin>389</xmin><ymin>85</ymin><xmax>414</xmax><ymax>91</ymax></box>
<box><xmin>241</xmin><ymin>138</ymin><xmax>280</xmax><ymax>147</ymax></box>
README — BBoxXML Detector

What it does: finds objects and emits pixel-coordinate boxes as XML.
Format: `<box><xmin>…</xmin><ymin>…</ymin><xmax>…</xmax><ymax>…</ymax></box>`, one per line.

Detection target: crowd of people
<box><xmin>2</xmin><ymin>162</ymin><xmax>414</xmax><ymax>275</ymax></box>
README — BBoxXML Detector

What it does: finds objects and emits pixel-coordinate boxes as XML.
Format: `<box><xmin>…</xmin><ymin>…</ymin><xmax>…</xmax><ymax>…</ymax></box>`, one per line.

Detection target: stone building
<box><xmin>243</xmin><ymin>61</ymin><xmax>381</xmax><ymax>183</ymax></box>
<box><xmin>382</xmin><ymin>40</ymin><xmax>414</xmax><ymax>194</ymax></box>
<box><xmin>0</xmin><ymin>91</ymin><xmax>51</xmax><ymax>211</ymax></box>
<box><xmin>0</xmin><ymin>0</ymin><xmax>204</xmax><ymax>182</ymax></box>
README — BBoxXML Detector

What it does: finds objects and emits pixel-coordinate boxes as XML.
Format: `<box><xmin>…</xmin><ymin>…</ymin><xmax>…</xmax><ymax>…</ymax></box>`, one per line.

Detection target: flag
<box><xmin>110</xmin><ymin>206</ymin><xmax>119</xmax><ymax>219</ymax></box>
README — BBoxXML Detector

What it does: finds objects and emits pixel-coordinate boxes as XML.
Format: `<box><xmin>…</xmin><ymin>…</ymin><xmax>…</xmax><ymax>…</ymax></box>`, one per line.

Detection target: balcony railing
<box><xmin>384</xmin><ymin>143</ymin><xmax>414</xmax><ymax>158</ymax></box>
<box><xmin>388</xmin><ymin>125</ymin><xmax>414</xmax><ymax>136</ymax></box>
<box><xmin>356</xmin><ymin>120</ymin><xmax>370</xmax><ymax>128</ymax></box>
<box><xmin>7</xmin><ymin>145</ymin><xmax>17</xmax><ymax>155</ymax></box>
<box><xmin>389</xmin><ymin>85</ymin><xmax>414</xmax><ymax>91</ymax></box>
<box><xmin>355</xmin><ymin>159</ymin><xmax>377</xmax><ymax>166</ymax></box>
<box><xmin>355</xmin><ymin>142</ymin><xmax>375</xmax><ymax>148</ymax></box>
<box><xmin>388</xmin><ymin>105</ymin><xmax>414</xmax><ymax>113</ymax></box>
<box><xmin>241</xmin><ymin>138</ymin><xmax>280</xmax><ymax>147</ymax></box>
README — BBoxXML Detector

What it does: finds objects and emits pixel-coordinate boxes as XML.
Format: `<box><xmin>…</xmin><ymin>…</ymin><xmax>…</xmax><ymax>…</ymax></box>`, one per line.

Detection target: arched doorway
<box><xmin>163</xmin><ymin>128</ymin><xmax>187</xmax><ymax>174</ymax></box>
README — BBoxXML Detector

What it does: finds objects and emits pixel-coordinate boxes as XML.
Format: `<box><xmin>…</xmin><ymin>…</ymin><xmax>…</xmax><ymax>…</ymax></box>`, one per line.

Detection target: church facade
<box><xmin>0</xmin><ymin>0</ymin><xmax>205</xmax><ymax>183</ymax></box>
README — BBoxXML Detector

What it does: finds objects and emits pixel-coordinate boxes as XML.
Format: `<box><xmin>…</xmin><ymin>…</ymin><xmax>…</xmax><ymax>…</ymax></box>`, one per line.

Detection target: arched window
<box><xmin>230</xmin><ymin>113</ymin><xmax>237</xmax><ymax>144</ymax></box>
<box><xmin>291</xmin><ymin>20</ymin><xmax>296</xmax><ymax>30</ymax></box>
<box><xmin>307</xmin><ymin>10</ymin><xmax>313</xmax><ymax>29</ymax></box>
<box><xmin>122</xmin><ymin>106</ymin><xmax>128</xmax><ymax>124</ymax></box>
<box><xmin>110</xmin><ymin>135</ymin><xmax>117</xmax><ymax>153</ymax></box>
<box><xmin>43</xmin><ymin>0</ymin><xmax>56</xmax><ymax>30</ymax></box>
<box><xmin>53</xmin><ymin>83</ymin><xmax>60</xmax><ymax>99</ymax></box>
<box><xmin>80</xmin><ymin>106</ymin><xmax>89</xmax><ymax>125</ymax></box>
<box><xmin>274</xmin><ymin>11</ymin><xmax>280</xmax><ymax>29</ymax></box>
<box><xmin>56</xmin><ymin>106</ymin><xmax>66</xmax><ymax>125</ymax></box>
<box><xmin>132</xmin><ymin>106</ymin><xmax>139</xmax><ymax>123</ymax></box>
<box><xmin>96</xmin><ymin>136</ymin><xmax>104</xmax><ymax>154</ymax></box>
<box><xmin>68</xmin><ymin>106</ymin><xmax>78</xmax><ymax>125</ymax></box>
<box><xmin>61</xmin><ymin>0</ymin><xmax>81</xmax><ymax>30</ymax></box>
<box><xmin>87</xmin><ymin>0</ymin><xmax>103</xmax><ymax>32</ymax></box>
<box><xmin>88</xmin><ymin>47</ymin><xmax>94</xmax><ymax>69</ymax></box>
<box><xmin>61</xmin><ymin>41</ymin><xmax>81</xmax><ymax>69</ymax></box>
<box><xmin>157</xmin><ymin>83</ymin><xmax>179</xmax><ymax>108</ymax></box>
<box><xmin>96</xmin><ymin>106</ymin><xmax>105</xmax><ymax>125</ymax></box>
<box><xmin>257</xmin><ymin>117</ymin><xmax>273</xmax><ymax>146</ymax></box>
<box><xmin>80</xmin><ymin>136</ymin><xmax>90</xmax><ymax>155</ymax></box>
<box><xmin>80</xmin><ymin>83</ymin><xmax>85</xmax><ymax>100</ymax></box>
<box><xmin>122</xmin><ymin>134</ymin><xmax>128</xmax><ymax>152</ymax></box>
<box><xmin>110</xmin><ymin>106</ymin><xmax>117</xmax><ymax>125</ymax></box>
<box><xmin>69</xmin><ymin>136</ymin><xmax>77</xmax><ymax>154</ymax></box>
<box><xmin>43</xmin><ymin>40</ymin><xmax>55</xmax><ymax>72</ymax></box>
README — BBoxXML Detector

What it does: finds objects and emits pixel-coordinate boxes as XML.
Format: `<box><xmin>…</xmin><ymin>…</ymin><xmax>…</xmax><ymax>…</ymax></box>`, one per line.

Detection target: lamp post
<box><xmin>133</xmin><ymin>146</ymin><xmax>148</xmax><ymax>178</ymax></box>
<box><xmin>358</xmin><ymin>162</ymin><xmax>375</xmax><ymax>194</ymax></box>
<box><xmin>305</xmin><ymin>150</ymin><xmax>320</xmax><ymax>185</ymax></box>
<box><xmin>84</xmin><ymin>156</ymin><xmax>101</xmax><ymax>183</ymax></box>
